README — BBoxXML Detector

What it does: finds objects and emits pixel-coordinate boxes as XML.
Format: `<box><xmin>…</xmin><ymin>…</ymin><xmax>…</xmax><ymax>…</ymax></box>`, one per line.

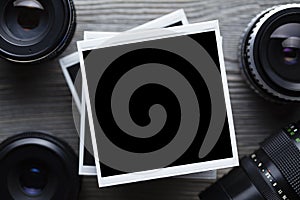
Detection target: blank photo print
<box><xmin>78</xmin><ymin>21</ymin><xmax>238</xmax><ymax>187</ymax></box>
<box><xmin>60</xmin><ymin>9</ymin><xmax>190</xmax><ymax>176</ymax></box>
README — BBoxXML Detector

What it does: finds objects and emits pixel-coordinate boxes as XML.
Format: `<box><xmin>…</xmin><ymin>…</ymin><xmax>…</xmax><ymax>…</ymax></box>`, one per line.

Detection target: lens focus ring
<box><xmin>261</xmin><ymin>128</ymin><xmax>300</xmax><ymax>198</ymax></box>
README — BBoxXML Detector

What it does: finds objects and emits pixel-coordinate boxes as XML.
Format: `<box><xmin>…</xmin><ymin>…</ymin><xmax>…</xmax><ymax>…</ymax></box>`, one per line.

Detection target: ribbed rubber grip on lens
<box><xmin>241</xmin><ymin>158</ymin><xmax>281</xmax><ymax>200</ymax></box>
<box><xmin>262</xmin><ymin>131</ymin><xmax>300</xmax><ymax>197</ymax></box>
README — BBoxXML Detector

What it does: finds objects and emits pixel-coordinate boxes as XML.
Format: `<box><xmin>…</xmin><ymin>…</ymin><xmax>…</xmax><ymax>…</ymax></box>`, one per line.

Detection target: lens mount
<box><xmin>240</xmin><ymin>4</ymin><xmax>300</xmax><ymax>102</ymax></box>
<box><xmin>0</xmin><ymin>132</ymin><xmax>81</xmax><ymax>200</ymax></box>
<box><xmin>0</xmin><ymin>0</ymin><xmax>76</xmax><ymax>63</ymax></box>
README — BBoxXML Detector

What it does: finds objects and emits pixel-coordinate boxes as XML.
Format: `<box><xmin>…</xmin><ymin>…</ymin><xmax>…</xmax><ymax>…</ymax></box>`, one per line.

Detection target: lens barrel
<box><xmin>0</xmin><ymin>132</ymin><xmax>81</xmax><ymax>200</ymax></box>
<box><xmin>0</xmin><ymin>0</ymin><xmax>76</xmax><ymax>63</ymax></box>
<box><xmin>240</xmin><ymin>4</ymin><xmax>300</xmax><ymax>102</ymax></box>
<box><xmin>199</xmin><ymin>121</ymin><xmax>300</xmax><ymax>200</ymax></box>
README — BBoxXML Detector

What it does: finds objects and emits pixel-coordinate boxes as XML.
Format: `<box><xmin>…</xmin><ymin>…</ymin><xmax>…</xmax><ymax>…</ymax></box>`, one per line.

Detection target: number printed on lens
<box><xmin>78</xmin><ymin>22</ymin><xmax>238</xmax><ymax>187</ymax></box>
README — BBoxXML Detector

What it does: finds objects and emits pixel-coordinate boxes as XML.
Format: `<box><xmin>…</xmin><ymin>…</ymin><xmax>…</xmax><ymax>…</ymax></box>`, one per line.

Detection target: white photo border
<box><xmin>78</xmin><ymin>20</ymin><xmax>239</xmax><ymax>187</ymax></box>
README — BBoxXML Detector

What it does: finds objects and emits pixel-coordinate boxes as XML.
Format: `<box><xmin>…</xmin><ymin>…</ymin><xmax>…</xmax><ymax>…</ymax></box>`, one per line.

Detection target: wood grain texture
<box><xmin>0</xmin><ymin>0</ymin><xmax>300</xmax><ymax>199</ymax></box>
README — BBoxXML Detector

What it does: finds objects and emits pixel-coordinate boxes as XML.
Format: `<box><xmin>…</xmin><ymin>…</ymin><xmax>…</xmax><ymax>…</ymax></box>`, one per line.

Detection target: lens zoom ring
<box><xmin>262</xmin><ymin>131</ymin><xmax>300</xmax><ymax>197</ymax></box>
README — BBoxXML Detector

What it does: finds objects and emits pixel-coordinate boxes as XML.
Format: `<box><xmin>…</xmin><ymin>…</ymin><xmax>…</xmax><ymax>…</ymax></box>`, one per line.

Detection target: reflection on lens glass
<box><xmin>283</xmin><ymin>47</ymin><xmax>298</xmax><ymax>65</ymax></box>
<box><xmin>19</xmin><ymin>166</ymin><xmax>47</xmax><ymax>196</ymax></box>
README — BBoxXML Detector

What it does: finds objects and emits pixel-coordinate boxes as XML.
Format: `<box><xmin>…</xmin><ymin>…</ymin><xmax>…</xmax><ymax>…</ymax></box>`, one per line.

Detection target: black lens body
<box><xmin>240</xmin><ymin>4</ymin><xmax>300</xmax><ymax>102</ymax></box>
<box><xmin>199</xmin><ymin>121</ymin><xmax>300</xmax><ymax>200</ymax></box>
<box><xmin>0</xmin><ymin>0</ymin><xmax>76</xmax><ymax>63</ymax></box>
<box><xmin>0</xmin><ymin>132</ymin><xmax>81</xmax><ymax>200</ymax></box>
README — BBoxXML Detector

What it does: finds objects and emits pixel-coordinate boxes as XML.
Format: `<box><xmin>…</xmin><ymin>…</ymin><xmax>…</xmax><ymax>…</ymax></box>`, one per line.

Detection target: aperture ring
<box><xmin>241</xmin><ymin>157</ymin><xmax>281</xmax><ymax>200</ymax></box>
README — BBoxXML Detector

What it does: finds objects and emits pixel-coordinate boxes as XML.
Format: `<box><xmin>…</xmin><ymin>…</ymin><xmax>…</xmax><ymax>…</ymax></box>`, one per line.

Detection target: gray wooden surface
<box><xmin>0</xmin><ymin>0</ymin><xmax>300</xmax><ymax>199</ymax></box>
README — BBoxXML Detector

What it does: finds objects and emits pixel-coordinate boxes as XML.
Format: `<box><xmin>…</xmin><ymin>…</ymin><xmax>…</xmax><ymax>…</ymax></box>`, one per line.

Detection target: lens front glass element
<box><xmin>268</xmin><ymin>23</ymin><xmax>300</xmax><ymax>82</ymax></box>
<box><xmin>264</xmin><ymin>22</ymin><xmax>300</xmax><ymax>91</ymax></box>
<box><xmin>15</xmin><ymin>0</ymin><xmax>45</xmax><ymax>30</ymax></box>
<box><xmin>4</xmin><ymin>0</ymin><xmax>48</xmax><ymax>41</ymax></box>
<box><xmin>19</xmin><ymin>163</ymin><xmax>47</xmax><ymax>197</ymax></box>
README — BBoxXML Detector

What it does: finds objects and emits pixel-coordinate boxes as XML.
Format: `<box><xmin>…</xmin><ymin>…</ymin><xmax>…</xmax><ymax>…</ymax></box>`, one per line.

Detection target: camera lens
<box><xmin>0</xmin><ymin>132</ymin><xmax>81</xmax><ymax>200</ymax></box>
<box><xmin>240</xmin><ymin>4</ymin><xmax>300</xmax><ymax>102</ymax></box>
<box><xmin>199</xmin><ymin>121</ymin><xmax>300</xmax><ymax>200</ymax></box>
<box><xmin>0</xmin><ymin>0</ymin><xmax>76</xmax><ymax>63</ymax></box>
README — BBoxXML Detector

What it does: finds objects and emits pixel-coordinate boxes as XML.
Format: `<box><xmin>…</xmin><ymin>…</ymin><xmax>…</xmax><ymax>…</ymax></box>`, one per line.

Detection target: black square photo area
<box><xmin>79</xmin><ymin>23</ymin><xmax>237</xmax><ymax>186</ymax></box>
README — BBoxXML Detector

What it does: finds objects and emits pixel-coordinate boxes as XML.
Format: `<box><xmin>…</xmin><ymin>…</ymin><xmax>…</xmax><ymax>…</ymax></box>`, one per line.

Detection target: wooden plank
<box><xmin>0</xmin><ymin>0</ymin><xmax>300</xmax><ymax>199</ymax></box>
